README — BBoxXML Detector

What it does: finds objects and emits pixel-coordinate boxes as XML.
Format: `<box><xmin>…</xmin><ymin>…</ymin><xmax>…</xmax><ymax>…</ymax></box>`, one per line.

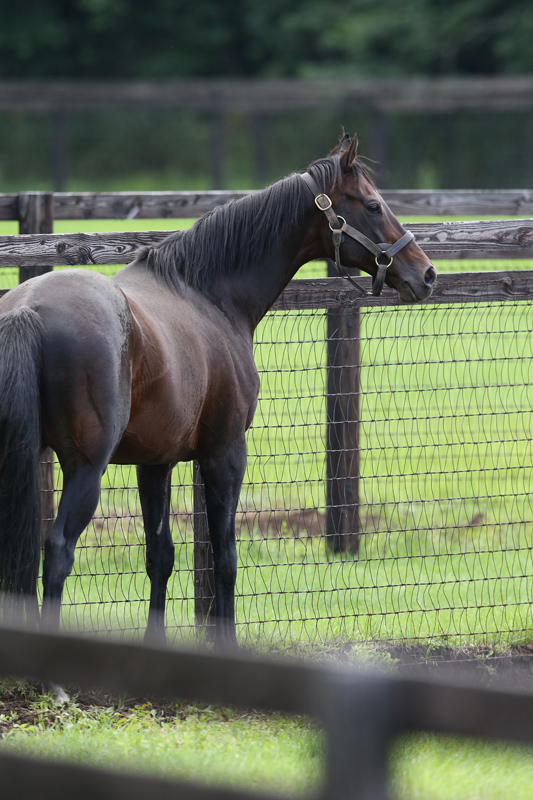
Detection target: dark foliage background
<box><xmin>1</xmin><ymin>0</ymin><xmax>532</xmax><ymax>79</ymax></box>
<box><xmin>0</xmin><ymin>1</ymin><xmax>532</xmax><ymax>191</ymax></box>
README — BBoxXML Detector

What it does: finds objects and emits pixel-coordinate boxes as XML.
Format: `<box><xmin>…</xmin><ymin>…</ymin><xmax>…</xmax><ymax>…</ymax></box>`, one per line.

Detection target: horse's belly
<box><xmin>112</xmin><ymin>373</ymin><xmax>257</xmax><ymax>466</ymax></box>
<box><xmin>112</xmin><ymin>394</ymin><xmax>200</xmax><ymax>465</ymax></box>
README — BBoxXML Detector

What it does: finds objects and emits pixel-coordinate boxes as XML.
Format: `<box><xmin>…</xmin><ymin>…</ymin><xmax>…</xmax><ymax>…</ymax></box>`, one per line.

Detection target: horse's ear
<box><xmin>339</xmin><ymin>134</ymin><xmax>358</xmax><ymax>173</ymax></box>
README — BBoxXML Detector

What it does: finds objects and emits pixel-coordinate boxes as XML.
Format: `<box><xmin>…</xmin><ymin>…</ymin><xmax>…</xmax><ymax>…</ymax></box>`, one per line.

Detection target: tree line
<box><xmin>2</xmin><ymin>0</ymin><xmax>532</xmax><ymax>79</ymax></box>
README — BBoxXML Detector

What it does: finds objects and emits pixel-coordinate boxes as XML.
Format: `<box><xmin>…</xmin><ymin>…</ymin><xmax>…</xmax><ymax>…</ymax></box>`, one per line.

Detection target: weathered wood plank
<box><xmin>408</xmin><ymin>218</ymin><xmax>533</xmax><ymax>258</ymax></box>
<box><xmin>383</xmin><ymin>190</ymin><xmax>533</xmax><ymax>218</ymax></box>
<box><xmin>326</xmin><ymin>302</ymin><xmax>361</xmax><ymax>555</ymax></box>
<box><xmin>3</xmin><ymin>190</ymin><xmax>533</xmax><ymax>222</ymax></box>
<box><xmin>52</xmin><ymin>190</ymin><xmax>254</xmax><ymax>220</ymax></box>
<box><xmin>0</xmin><ymin>229</ymin><xmax>171</xmax><ymax>266</ymax></box>
<box><xmin>2</xmin><ymin>218</ymin><xmax>533</xmax><ymax>267</ymax></box>
<box><xmin>402</xmin><ymin>676</ymin><xmax>533</xmax><ymax>745</ymax></box>
<box><xmin>272</xmin><ymin>271</ymin><xmax>533</xmax><ymax>309</ymax></box>
<box><xmin>50</xmin><ymin>190</ymin><xmax>533</xmax><ymax>220</ymax></box>
<box><xmin>18</xmin><ymin>191</ymin><xmax>54</xmax><ymax>282</ymax></box>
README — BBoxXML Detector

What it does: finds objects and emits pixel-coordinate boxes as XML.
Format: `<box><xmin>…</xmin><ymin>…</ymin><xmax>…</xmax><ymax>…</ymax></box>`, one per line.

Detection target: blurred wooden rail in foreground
<box><xmin>2</xmin><ymin>621</ymin><xmax>533</xmax><ymax>800</ymax></box>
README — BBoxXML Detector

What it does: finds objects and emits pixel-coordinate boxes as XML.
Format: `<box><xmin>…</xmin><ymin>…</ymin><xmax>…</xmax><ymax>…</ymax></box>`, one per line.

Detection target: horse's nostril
<box><xmin>425</xmin><ymin>266</ymin><xmax>437</xmax><ymax>285</ymax></box>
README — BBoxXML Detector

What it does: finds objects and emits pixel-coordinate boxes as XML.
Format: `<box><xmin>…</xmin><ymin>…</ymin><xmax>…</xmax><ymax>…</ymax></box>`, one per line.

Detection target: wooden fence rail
<box><xmin>4</xmin><ymin>77</ymin><xmax>533</xmax><ymax>114</ymax></box>
<box><xmin>4</xmin><ymin>217</ymin><xmax>533</xmax><ymax>266</ymax></box>
<box><xmin>2</xmin><ymin>621</ymin><xmax>533</xmax><ymax>800</ymax></box>
<box><xmin>3</xmin><ymin>189</ymin><xmax>533</xmax><ymax>221</ymax></box>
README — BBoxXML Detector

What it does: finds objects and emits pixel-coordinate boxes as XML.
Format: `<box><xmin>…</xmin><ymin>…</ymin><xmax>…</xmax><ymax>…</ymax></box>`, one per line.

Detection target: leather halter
<box><xmin>301</xmin><ymin>172</ymin><xmax>414</xmax><ymax>297</ymax></box>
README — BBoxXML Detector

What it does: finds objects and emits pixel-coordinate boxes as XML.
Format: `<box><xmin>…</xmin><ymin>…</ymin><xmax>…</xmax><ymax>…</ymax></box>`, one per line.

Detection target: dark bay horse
<box><xmin>0</xmin><ymin>134</ymin><xmax>436</xmax><ymax>649</ymax></box>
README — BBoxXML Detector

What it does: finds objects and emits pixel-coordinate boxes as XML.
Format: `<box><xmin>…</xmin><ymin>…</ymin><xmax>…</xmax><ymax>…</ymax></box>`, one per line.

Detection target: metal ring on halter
<box><xmin>329</xmin><ymin>215</ymin><xmax>346</xmax><ymax>231</ymax></box>
<box><xmin>375</xmin><ymin>252</ymin><xmax>393</xmax><ymax>269</ymax></box>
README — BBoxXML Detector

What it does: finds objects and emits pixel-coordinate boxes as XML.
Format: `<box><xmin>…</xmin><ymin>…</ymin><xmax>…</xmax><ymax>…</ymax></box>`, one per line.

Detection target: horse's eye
<box><xmin>366</xmin><ymin>202</ymin><xmax>381</xmax><ymax>214</ymax></box>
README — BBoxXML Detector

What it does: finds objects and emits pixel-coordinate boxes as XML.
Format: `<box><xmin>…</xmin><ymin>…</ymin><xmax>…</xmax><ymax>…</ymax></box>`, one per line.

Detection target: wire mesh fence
<box><xmin>53</xmin><ymin>283</ymin><xmax>533</xmax><ymax>651</ymax></box>
<box><xmin>3</xmin><ymin>187</ymin><xmax>533</xmax><ymax>655</ymax></box>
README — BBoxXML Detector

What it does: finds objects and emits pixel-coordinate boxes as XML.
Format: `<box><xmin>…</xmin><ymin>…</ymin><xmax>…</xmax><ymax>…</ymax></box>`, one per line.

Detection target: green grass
<box><xmin>0</xmin><ymin>690</ymin><xmax>323</xmax><ymax>797</ymax></box>
<box><xmin>393</xmin><ymin>732</ymin><xmax>533</xmax><ymax>800</ymax></box>
<box><xmin>3</xmin><ymin>684</ymin><xmax>533</xmax><ymax>800</ymax></box>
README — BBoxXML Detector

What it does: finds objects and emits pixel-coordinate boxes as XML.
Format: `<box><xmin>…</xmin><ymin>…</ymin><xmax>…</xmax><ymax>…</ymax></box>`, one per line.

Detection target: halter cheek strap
<box><xmin>301</xmin><ymin>172</ymin><xmax>414</xmax><ymax>297</ymax></box>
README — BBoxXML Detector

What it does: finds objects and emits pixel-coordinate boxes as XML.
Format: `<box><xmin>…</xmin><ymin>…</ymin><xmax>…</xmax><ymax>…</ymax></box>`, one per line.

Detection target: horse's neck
<box><xmin>211</xmin><ymin>209</ymin><xmax>316</xmax><ymax>332</ymax></box>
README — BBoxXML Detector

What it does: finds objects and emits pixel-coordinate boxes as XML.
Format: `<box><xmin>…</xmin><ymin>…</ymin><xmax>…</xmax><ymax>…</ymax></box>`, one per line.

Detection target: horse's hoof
<box><xmin>214</xmin><ymin>635</ymin><xmax>239</xmax><ymax>653</ymax></box>
<box><xmin>143</xmin><ymin>629</ymin><xmax>167</xmax><ymax>648</ymax></box>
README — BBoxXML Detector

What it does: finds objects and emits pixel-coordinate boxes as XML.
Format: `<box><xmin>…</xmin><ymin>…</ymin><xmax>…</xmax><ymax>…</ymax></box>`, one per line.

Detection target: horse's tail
<box><xmin>0</xmin><ymin>306</ymin><xmax>44</xmax><ymax>606</ymax></box>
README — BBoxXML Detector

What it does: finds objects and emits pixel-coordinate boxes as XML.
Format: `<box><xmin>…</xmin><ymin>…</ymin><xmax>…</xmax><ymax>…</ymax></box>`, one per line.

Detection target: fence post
<box><xmin>193</xmin><ymin>461</ymin><xmax>215</xmax><ymax>637</ymax></box>
<box><xmin>326</xmin><ymin>261</ymin><xmax>361</xmax><ymax>554</ymax></box>
<box><xmin>18</xmin><ymin>191</ymin><xmax>55</xmax><ymax>539</ymax></box>
<box><xmin>18</xmin><ymin>191</ymin><xmax>54</xmax><ymax>282</ymax></box>
<box><xmin>321</xmin><ymin>675</ymin><xmax>397</xmax><ymax>800</ymax></box>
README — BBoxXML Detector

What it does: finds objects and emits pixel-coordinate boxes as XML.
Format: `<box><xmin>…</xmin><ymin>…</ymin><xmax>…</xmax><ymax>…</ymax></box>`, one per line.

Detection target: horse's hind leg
<box><xmin>199</xmin><ymin>436</ymin><xmax>247</xmax><ymax>650</ymax></box>
<box><xmin>41</xmin><ymin>461</ymin><xmax>105</xmax><ymax>632</ymax></box>
<box><xmin>137</xmin><ymin>463</ymin><xmax>175</xmax><ymax>645</ymax></box>
<box><xmin>39</xmin><ymin>459</ymin><xmax>106</xmax><ymax>703</ymax></box>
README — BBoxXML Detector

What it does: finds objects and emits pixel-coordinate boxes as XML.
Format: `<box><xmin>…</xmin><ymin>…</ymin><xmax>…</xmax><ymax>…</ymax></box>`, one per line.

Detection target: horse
<box><xmin>0</xmin><ymin>134</ymin><xmax>436</xmax><ymax>651</ymax></box>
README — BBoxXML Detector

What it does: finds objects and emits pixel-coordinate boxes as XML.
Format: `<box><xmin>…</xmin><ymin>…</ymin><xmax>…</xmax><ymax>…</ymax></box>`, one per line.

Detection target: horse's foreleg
<box><xmin>41</xmin><ymin>463</ymin><xmax>104</xmax><ymax>631</ymax></box>
<box><xmin>137</xmin><ymin>463</ymin><xmax>174</xmax><ymax>646</ymax></box>
<box><xmin>200</xmin><ymin>437</ymin><xmax>247</xmax><ymax>650</ymax></box>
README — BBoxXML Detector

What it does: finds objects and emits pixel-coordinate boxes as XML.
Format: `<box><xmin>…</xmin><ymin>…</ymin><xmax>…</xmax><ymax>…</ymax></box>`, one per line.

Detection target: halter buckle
<box><xmin>315</xmin><ymin>193</ymin><xmax>332</xmax><ymax>211</ymax></box>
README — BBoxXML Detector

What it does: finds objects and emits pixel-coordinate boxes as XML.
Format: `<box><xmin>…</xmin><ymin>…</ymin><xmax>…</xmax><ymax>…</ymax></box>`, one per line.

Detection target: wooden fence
<box><xmin>1</xmin><ymin>188</ymin><xmax>533</xmax><ymax>622</ymax></box>
<box><xmin>5</xmin><ymin>77</ymin><xmax>533</xmax><ymax>113</ymax></box>
<box><xmin>3</xmin><ymin>77</ymin><xmax>533</xmax><ymax>189</ymax></box>
<box><xmin>2</xmin><ymin>619</ymin><xmax>533</xmax><ymax>800</ymax></box>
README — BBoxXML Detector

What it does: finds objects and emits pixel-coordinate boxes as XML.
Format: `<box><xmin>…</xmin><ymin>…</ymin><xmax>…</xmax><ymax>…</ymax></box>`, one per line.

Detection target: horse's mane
<box><xmin>137</xmin><ymin>153</ymin><xmax>372</xmax><ymax>292</ymax></box>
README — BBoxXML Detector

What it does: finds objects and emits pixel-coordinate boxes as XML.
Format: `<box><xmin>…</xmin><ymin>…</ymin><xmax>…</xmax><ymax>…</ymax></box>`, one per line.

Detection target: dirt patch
<box><xmin>0</xmin><ymin>682</ymin><xmax>189</xmax><ymax>735</ymax></box>
<box><xmin>390</xmin><ymin>643</ymin><xmax>533</xmax><ymax>691</ymax></box>
<box><xmin>236</xmin><ymin>509</ymin><xmax>326</xmax><ymax>538</ymax></box>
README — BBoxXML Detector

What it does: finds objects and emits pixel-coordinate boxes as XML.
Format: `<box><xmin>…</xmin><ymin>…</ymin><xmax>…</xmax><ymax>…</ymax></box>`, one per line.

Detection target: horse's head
<box><xmin>305</xmin><ymin>134</ymin><xmax>436</xmax><ymax>303</ymax></box>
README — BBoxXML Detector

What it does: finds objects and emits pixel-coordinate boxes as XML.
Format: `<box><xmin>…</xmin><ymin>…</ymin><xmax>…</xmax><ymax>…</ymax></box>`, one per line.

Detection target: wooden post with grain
<box><xmin>193</xmin><ymin>462</ymin><xmax>215</xmax><ymax>635</ymax></box>
<box><xmin>18</xmin><ymin>191</ymin><xmax>55</xmax><ymax>539</ymax></box>
<box><xmin>326</xmin><ymin>261</ymin><xmax>361</xmax><ymax>554</ymax></box>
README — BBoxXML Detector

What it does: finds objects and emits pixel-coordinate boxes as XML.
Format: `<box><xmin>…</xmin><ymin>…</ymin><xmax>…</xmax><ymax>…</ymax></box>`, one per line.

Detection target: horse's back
<box><xmin>0</xmin><ymin>269</ymin><xmax>131</xmax><ymax>341</ymax></box>
<box><xmin>0</xmin><ymin>269</ymin><xmax>134</xmax><ymax>466</ymax></box>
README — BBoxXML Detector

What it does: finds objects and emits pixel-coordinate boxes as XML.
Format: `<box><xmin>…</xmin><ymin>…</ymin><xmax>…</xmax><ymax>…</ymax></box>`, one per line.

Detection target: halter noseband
<box><xmin>301</xmin><ymin>172</ymin><xmax>414</xmax><ymax>297</ymax></box>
